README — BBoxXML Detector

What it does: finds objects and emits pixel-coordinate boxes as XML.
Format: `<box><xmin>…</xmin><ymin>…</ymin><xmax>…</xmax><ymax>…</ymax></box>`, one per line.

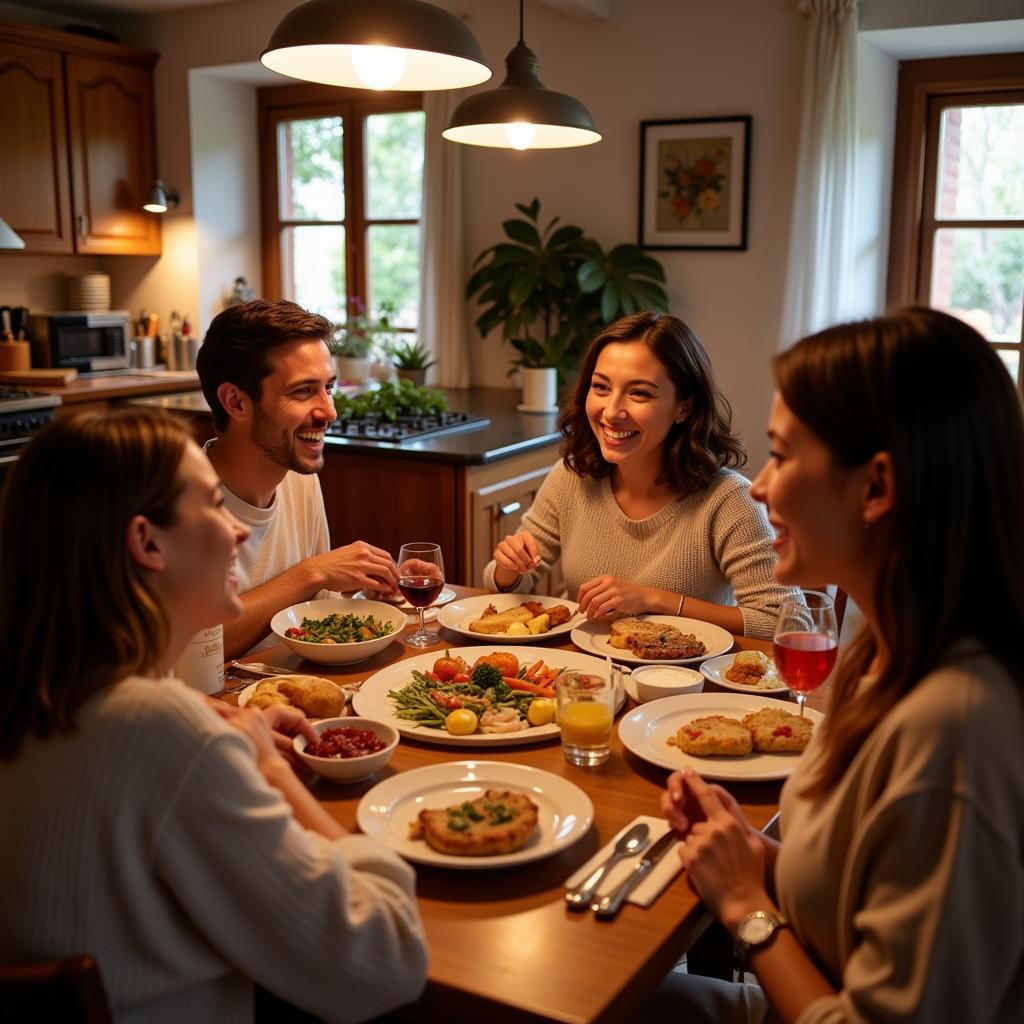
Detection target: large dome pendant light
<box><xmin>443</xmin><ymin>0</ymin><xmax>600</xmax><ymax>150</ymax></box>
<box><xmin>261</xmin><ymin>0</ymin><xmax>492</xmax><ymax>92</ymax></box>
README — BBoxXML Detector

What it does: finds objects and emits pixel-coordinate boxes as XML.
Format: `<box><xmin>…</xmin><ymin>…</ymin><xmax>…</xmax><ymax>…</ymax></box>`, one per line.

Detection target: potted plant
<box><xmin>383</xmin><ymin>337</ymin><xmax>437</xmax><ymax>386</ymax></box>
<box><xmin>330</xmin><ymin>298</ymin><xmax>396</xmax><ymax>384</ymax></box>
<box><xmin>466</xmin><ymin>198</ymin><xmax>668</xmax><ymax>409</ymax></box>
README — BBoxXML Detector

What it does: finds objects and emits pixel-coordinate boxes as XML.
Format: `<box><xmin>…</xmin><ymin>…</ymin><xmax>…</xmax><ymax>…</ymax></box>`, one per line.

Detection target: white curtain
<box><xmin>420</xmin><ymin>91</ymin><xmax>471</xmax><ymax>387</ymax></box>
<box><xmin>780</xmin><ymin>0</ymin><xmax>860</xmax><ymax>347</ymax></box>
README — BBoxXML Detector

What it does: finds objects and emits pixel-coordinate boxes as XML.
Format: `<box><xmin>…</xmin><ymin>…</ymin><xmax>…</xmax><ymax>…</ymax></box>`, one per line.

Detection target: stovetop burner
<box><xmin>326</xmin><ymin>410</ymin><xmax>488</xmax><ymax>443</ymax></box>
<box><xmin>0</xmin><ymin>385</ymin><xmax>62</xmax><ymax>414</ymax></box>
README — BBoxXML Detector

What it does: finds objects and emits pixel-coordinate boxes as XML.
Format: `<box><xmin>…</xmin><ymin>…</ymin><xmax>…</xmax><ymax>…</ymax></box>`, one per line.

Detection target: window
<box><xmin>888</xmin><ymin>54</ymin><xmax>1024</xmax><ymax>392</ymax></box>
<box><xmin>259</xmin><ymin>84</ymin><xmax>425</xmax><ymax>338</ymax></box>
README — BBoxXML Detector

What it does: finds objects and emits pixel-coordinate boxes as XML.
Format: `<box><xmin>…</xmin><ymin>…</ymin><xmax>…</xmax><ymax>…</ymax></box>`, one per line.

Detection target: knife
<box><xmin>592</xmin><ymin>829</ymin><xmax>678</xmax><ymax>918</ymax></box>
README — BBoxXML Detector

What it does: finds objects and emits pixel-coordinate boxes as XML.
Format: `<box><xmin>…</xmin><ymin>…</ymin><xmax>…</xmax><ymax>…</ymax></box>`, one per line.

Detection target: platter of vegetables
<box><xmin>352</xmin><ymin>646</ymin><xmax>624</xmax><ymax>747</ymax></box>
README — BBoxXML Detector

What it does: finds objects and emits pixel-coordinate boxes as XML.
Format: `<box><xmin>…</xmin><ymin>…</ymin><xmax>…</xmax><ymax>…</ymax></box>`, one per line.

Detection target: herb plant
<box><xmin>333</xmin><ymin>379</ymin><xmax>448</xmax><ymax>421</ymax></box>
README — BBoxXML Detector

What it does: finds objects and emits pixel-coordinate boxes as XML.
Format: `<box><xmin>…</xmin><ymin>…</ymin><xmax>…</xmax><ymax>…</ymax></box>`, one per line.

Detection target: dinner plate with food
<box><xmin>700</xmin><ymin>651</ymin><xmax>791</xmax><ymax>696</ymax></box>
<box><xmin>436</xmin><ymin>593</ymin><xmax>582</xmax><ymax>642</ymax></box>
<box><xmin>356</xmin><ymin>760</ymin><xmax>594</xmax><ymax>869</ymax></box>
<box><xmin>237</xmin><ymin>674</ymin><xmax>356</xmax><ymax>719</ymax></box>
<box><xmin>571</xmin><ymin>615</ymin><xmax>733</xmax><ymax>665</ymax></box>
<box><xmin>352</xmin><ymin>646</ymin><xmax>625</xmax><ymax>747</ymax></box>
<box><xmin>618</xmin><ymin>693</ymin><xmax>824</xmax><ymax>781</ymax></box>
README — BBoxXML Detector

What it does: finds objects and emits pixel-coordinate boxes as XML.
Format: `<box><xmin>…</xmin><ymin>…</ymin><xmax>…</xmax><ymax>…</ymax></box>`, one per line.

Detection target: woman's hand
<box><xmin>661</xmin><ymin>769</ymin><xmax>749</xmax><ymax>834</ymax></box>
<box><xmin>577</xmin><ymin>575</ymin><xmax>657</xmax><ymax>617</ymax></box>
<box><xmin>674</xmin><ymin>769</ymin><xmax>770</xmax><ymax>930</ymax></box>
<box><xmin>204</xmin><ymin>698</ymin><xmax>316</xmax><ymax>772</ymax></box>
<box><xmin>493</xmin><ymin>531</ymin><xmax>542</xmax><ymax>583</ymax></box>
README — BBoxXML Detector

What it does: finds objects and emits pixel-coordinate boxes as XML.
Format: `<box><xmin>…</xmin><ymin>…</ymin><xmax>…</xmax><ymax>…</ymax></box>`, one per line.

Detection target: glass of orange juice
<box><xmin>555</xmin><ymin>671</ymin><xmax>615</xmax><ymax>767</ymax></box>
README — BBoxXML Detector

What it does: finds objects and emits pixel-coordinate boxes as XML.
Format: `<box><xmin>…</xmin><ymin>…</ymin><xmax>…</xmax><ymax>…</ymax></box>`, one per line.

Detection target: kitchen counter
<box><xmin>133</xmin><ymin>386</ymin><xmax>562</xmax><ymax>465</ymax></box>
<box><xmin>30</xmin><ymin>370</ymin><xmax>201</xmax><ymax>406</ymax></box>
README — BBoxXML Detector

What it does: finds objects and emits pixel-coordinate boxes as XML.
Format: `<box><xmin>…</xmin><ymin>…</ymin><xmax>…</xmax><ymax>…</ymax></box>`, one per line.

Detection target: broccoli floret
<box><xmin>471</xmin><ymin>662</ymin><xmax>504</xmax><ymax>689</ymax></box>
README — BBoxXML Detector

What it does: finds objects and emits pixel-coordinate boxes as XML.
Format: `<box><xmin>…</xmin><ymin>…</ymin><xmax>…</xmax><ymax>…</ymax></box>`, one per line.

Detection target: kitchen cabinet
<box><xmin>0</xmin><ymin>21</ymin><xmax>159</xmax><ymax>256</ymax></box>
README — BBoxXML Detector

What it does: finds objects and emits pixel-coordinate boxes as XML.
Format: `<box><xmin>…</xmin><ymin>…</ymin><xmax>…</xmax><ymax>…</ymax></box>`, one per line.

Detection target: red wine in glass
<box><xmin>398</xmin><ymin>576</ymin><xmax>445</xmax><ymax>608</ymax></box>
<box><xmin>772</xmin><ymin>591</ymin><xmax>838</xmax><ymax>716</ymax></box>
<box><xmin>773</xmin><ymin>632</ymin><xmax>838</xmax><ymax>694</ymax></box>
<box><xmin>397</xmin><ymin>543</ymin><xmax>445</xmax><ymax>647</ymax></box>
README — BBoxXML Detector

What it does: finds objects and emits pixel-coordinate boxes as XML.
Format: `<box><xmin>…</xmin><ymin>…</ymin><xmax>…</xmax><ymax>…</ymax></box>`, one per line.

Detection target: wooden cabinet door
<box><xmin>65</xmin><ymin>54</ymin><xmax>159</xmax><ymax>255</ymax></box>
<box><xmin>0</xmin><ymin>37</ymin><xmax>72</xmax><ymax>253</ymax></box>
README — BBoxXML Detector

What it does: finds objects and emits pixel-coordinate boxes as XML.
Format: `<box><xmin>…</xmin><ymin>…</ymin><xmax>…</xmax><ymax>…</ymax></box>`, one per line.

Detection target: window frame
<box><xmin>887</xmin><ymin>53</ymin><xmax>1024</xmax><ymax>391</ymax></box>
<box><xmin>257</xmin><ymin>82</ymin><xmax>424</xmax><ymax>326</ymax></box>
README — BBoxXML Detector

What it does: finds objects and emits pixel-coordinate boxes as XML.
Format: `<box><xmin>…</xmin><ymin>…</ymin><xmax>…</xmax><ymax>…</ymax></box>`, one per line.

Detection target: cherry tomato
<box><xmin>445</xmin><ymin>708</ymin><xmax>478</xmax><ymax>735</ymax></box>
<box><xmin>433</xmin><ymin>651</ymin><xmax>469</xmax><ymax>681</ymax></box>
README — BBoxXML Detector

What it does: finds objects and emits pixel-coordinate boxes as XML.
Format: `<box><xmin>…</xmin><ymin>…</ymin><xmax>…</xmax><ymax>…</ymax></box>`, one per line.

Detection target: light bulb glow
<box><xmin>504</xmin><ymin>122</ymin><xmax>537</xmax><ymax>150</ymax></box>
<box><xmin>351</xmin><ymin>45</ymin><xmax>408</xmax><ymax>90</ymax></box>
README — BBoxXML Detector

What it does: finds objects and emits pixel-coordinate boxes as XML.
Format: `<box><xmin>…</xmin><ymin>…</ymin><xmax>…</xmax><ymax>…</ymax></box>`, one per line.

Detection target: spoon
<box><xmin>564</xmin><ymin>823</ymin><xmax>649</xmax><ymax>911</ymax></box>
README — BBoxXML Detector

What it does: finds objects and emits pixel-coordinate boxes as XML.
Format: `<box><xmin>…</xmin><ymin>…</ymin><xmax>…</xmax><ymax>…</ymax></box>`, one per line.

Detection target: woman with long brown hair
<box><xmin>660</xmin><ymin>308</ymin><xmax>1024</xmax><ymax>1021</ymax></box>
<box><xmin>0</xmin><ymin>409</ymin><xmax>426</xmax><ymax>1023</ymax></box>
<box><xmin>484</xmin><ymin>312</ymin><xmax>793</xmax><ymax>638</ymax></box>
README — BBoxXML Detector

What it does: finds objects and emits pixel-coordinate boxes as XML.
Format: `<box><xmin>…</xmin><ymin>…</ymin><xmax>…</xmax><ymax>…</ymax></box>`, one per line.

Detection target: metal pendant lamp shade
<box><xmin>261</xmin><ymin>0</ymin><xmax>492</xmax><ymax>91</ymax></box>
<box><xmin>0</xmin><ymin>215</ymin><xmax>25</xmax><ymax>249</ymax></box>
<box><xmin>443</xmin><ymin>2</ymin><xmax>600</xmax><ymax>150</ymax></box>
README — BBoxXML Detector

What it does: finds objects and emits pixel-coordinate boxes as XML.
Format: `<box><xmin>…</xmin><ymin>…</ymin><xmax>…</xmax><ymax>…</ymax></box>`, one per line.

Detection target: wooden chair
<box><xmin>0</xmin><ymin>955</ymin><xmax>113</xmax><ymax>1023</ymax></box>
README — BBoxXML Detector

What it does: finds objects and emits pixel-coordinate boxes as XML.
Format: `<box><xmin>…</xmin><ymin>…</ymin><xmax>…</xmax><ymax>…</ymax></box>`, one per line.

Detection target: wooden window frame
<box><xmin>258</xmin><ymin>82</ymin><xmax>423</xmax><ymax>322</ymax></box>
<box><xmin>887</xmin><ymin>53</ymin><xmax>1024</xmax><ymax>389</ymax></box>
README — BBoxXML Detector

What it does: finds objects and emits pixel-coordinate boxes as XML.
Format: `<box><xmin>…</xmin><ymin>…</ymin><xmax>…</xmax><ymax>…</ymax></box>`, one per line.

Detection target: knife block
<box><xmin>0</xmin><ymin>341</ymin><xmax>31</xmax><ymax>372</ymax></box>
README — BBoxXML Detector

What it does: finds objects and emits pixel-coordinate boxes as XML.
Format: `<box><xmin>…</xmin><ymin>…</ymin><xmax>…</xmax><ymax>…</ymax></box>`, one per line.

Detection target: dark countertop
<box><xmin>131</xmin><ymin>387</ymin><xmax>562</xmax><ymax>465</ymax></box>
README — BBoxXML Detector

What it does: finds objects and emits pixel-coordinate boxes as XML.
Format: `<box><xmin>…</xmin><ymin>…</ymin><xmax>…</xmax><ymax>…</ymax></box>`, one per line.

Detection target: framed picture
<box><xmin>639</xmin><ymin>116</ymin><xmax>751</xmax><ymax>250</ymax></box>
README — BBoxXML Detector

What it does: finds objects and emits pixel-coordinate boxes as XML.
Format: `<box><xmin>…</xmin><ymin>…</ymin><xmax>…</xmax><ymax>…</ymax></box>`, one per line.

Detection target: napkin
<box><xmin>564</xmin><ymin>815</ymin><xmax>683</xmax><ymax>908</ymax></box>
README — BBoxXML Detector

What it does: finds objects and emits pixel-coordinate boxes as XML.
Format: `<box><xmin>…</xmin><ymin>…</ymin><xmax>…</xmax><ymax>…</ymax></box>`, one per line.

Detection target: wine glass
<box><xmin>773</xmin><ymin>590</ymin><xmax>838</xmax><ymax>717</ymax></box>
<box><xmin>397</xmin><ymin>542</ymin><xmax>445</xmax><ymax>648</ymax></box>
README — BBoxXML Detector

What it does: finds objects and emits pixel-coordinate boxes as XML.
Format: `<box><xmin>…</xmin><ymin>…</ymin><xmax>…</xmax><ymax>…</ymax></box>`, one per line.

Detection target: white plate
<box><xmin>357</xmin><ymin>760</ymin><xmax>593</xmax><ymax>869</ymax></box>
<box><xmin>436</xmin><ymin>594</ymin><xmax>583</xmax><ymax>643</ymax></box>
<box><xmin>571</xmin><ymin>615</ymin><xmax>733</xmax><ymax>666</ymax></box>
<box><xmin>699</xmin><ymin>653</ymin><xmax>791</xmax><ymax>696</ymax></box>
<box><xmin>354</xmin><ymin>587</ymin><xmax>457</xmax><ymax>613</ymax></box>
<box><xmin>352</xmin><ymin>645</ymin><xmax>624</xmax><ymax>747</ymax></box>
<box><xmin>236</xmin><ymin>678</ymin><xmax>355</xmax><ymax>715</ymax></box>
<box><xmin>618</xmin><ymin>693</ymin><xmax>824</xmax><ymax>781</ymax></box>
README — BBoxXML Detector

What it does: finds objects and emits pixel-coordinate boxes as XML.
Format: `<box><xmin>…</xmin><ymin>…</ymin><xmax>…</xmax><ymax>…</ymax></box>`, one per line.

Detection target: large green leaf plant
<box><xmin>466</xmin><ymin>198</ymin><xmax>668</xmax><ymax>379</ymax></box>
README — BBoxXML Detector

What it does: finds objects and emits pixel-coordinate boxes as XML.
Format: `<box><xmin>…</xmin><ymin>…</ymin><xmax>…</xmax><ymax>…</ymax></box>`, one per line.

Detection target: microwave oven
<box><xmin>29</xmin><ymin>310</ymin><xmax>132</xmax><ymax>373</ymax></box>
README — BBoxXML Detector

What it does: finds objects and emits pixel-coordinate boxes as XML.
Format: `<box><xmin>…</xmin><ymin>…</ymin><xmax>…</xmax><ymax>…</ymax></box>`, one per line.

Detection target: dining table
<box><xmin>230</xmin><ymin>587</ymin><xmax>830</xmax><ymax>1024</ymax></box>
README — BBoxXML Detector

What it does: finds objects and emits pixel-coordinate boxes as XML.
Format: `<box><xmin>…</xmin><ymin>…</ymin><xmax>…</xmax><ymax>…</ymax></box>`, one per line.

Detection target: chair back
<box><xmin>0</xmin><ymin>954</ymin><xmax>112</xmax><ymax>1023</ymax></box>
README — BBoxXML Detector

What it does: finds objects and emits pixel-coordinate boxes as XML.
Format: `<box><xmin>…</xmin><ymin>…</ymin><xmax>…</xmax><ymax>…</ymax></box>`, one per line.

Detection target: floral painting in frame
<box><xmin>639</xmin><ymin>116</ymin><xmax>751</xmax><ymax>250</ymax></box>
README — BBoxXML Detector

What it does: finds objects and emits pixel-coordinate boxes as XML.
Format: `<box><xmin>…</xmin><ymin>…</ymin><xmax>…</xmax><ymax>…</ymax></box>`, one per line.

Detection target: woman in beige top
<box><xmin>660</xmin><ymin>309</ymin><xmax>1024</xmax><ymax>1022</ymax></box>
<box><xmin>486</xmin><ymin>312</ymin><xmax>793</xmax><ymax>639</ymax></box>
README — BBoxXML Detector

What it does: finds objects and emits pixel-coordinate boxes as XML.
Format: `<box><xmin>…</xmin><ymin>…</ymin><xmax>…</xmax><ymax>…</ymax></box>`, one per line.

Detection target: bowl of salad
<box><xmin>271</xmin><ymin>597</ymin><xmax>406</xmax><ymax>665</ymax></box>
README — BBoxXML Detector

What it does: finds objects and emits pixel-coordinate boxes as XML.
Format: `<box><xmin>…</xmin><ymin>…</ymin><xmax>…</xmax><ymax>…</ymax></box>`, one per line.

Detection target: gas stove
<box><xmin>326</xmin><ymin>410</ymin><xmax>488</xmax><ymax>443</ymax></box>
<box><xmin>0</xmin><ymin>386</ymin><xmax>61</xmax><ymax>467</ymax></box>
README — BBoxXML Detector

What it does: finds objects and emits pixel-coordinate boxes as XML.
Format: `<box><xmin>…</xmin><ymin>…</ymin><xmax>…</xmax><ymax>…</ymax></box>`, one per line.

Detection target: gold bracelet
<box><xmin>676</xmin><ymin>593</ymin><xmax>685</xmax><ymax>616</ymax></box>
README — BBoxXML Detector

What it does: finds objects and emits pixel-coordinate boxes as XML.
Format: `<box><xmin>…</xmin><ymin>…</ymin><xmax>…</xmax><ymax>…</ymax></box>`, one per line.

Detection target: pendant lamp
<box><xmin>0</xmin><ymin>216</ymin><xmax>25</xmax><ymax>249</ymax></box>
<box><xmin>261</xmin><ymin>0</ymin><xmax>491</xmax><ymax>92</ymax></box>
<box><xmin>443</xmin><ymin>0</ymin><xmax>600</xmax><ymax>150</ymax></box>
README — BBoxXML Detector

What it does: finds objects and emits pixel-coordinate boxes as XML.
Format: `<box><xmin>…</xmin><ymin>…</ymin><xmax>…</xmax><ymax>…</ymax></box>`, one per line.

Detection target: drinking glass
<box><xmin>772</xmin><ymin>590</ymin><xmax>839</xmax><ymax>717</ymax></box>
<box><xmin>555</xmin><ymin>671</ymin><xmax>615</xmax><ymax>767</ymax></box>
<box><xmin>397</xmin><ymin>542</ymin><xmax>445</xmax><ymax>648</ymax></box>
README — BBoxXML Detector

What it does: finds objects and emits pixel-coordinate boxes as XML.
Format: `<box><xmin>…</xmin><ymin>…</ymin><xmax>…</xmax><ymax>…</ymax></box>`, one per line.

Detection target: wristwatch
<box><xmin>734</xmin><ymin>910</ymin><xmax>789</xmax><ymax>964</ymax></box>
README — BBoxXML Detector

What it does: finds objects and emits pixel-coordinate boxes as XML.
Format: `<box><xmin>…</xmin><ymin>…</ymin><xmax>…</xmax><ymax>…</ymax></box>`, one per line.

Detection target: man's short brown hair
<box><xmin>196</xmin><ymin>299</ymin><xmax>332</xmax><ymax>430</ymax></box>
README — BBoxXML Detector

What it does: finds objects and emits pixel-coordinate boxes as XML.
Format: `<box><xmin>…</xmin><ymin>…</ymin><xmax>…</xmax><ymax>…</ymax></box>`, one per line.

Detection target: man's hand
<box><xmin>311</xmin><ymin>540</ymin><xmax>398</xmax><ymax>594</ymax></box>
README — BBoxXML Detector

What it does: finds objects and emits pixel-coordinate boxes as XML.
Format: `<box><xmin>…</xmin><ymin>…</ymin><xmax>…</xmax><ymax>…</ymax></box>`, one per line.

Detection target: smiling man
<box><xmin>197</xmin><ymin>299</ymin><xmax>398</xmax><ymax>657</ymax></box>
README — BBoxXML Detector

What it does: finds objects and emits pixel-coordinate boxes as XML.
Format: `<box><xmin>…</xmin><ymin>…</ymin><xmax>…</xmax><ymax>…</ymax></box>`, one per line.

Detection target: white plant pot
<box><xmin>333</xmin><ymin>355</ymin><xmax>374</xmax><ymax>384</ymax></box>
<box><xmin>519</xmin><ymin>366</ymin><xmax>558</xmax><ymax>413</ymax></box>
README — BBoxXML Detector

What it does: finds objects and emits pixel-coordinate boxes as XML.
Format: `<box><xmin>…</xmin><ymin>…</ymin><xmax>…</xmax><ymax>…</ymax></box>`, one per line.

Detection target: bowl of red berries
<box><xmin>293</xmin><ymin>717</ymin><xmax>400</xmax><ymax>783</ymax></box>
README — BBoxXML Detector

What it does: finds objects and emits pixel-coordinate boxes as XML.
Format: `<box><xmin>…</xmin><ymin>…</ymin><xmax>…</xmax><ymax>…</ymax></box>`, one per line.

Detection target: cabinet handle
<box><xmin>78</xmin><ymin>214</ymin><xmax>89</xmax><ymax>237</ymax></box>
<box><xmin>499</xmin><ymin>501</ymin><xmax>522</xmax><ymax>516</ymax></box>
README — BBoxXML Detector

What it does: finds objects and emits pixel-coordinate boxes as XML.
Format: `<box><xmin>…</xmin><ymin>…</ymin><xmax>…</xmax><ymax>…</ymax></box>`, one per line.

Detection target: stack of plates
<box><xmin>67</xmin><ymin>272</ymin><xmax>110</xmax><ymax>312</ymax></box>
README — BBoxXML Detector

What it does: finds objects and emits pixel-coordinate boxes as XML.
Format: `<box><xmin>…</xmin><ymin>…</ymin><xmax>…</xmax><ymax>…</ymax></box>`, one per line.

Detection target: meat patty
<box><xmin>408</xmin><ymin>789</ymin><xmax>539</xmax><ymax>856</ymax></box>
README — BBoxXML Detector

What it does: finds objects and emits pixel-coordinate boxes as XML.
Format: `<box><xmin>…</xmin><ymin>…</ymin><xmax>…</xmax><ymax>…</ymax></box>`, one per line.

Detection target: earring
<box><xmin>863</xmin><ymin>516</ymin><xmax>871</xmax><ymax>530</ymax></box>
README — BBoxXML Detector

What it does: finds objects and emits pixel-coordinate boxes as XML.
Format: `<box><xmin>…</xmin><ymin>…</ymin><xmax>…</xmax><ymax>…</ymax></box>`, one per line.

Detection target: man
<box><xmin>196</xmin><ymin>299</ymin><xmax>398</xmax><ymax>658</ymax></box>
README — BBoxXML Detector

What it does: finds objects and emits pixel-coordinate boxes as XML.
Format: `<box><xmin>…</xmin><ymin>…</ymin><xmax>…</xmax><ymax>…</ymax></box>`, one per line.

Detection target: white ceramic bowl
<box><xmin>631</xmin><ymin>665</ymin><xmax>705</xmax><ymax>702</ymax></box>
<box><xmin>293</xmin><ymin>717</ymin><xmax>400</xmax><ymax>783</ymax></box>
<box><xmin>271</xmin><ymin>597</ymin><xmax>405</xmax><ymax>665</ymax></box>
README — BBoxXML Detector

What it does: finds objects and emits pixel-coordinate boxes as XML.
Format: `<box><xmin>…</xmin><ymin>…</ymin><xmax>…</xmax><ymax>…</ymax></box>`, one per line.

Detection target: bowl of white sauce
<box><xmin>632</xmin><ymin>665</ymin><xmax>705</xmax><ymax>702</ymax></box>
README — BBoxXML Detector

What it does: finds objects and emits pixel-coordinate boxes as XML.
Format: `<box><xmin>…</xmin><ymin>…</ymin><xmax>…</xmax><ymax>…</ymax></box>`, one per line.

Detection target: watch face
<box><xmin>739</xmin><ymin>913</ymin><xmax>775</xmax><ymax>944</ymax></box>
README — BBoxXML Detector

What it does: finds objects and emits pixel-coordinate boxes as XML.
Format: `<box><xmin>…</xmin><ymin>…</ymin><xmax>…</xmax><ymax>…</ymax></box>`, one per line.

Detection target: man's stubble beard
<box><xmin>251</xmin><ymin>403</ymin><xmax>323</xmax><ymax>475</ymax></box>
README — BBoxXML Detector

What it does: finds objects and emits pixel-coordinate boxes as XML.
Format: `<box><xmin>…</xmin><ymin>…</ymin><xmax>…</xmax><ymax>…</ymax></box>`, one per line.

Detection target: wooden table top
<box><xmin>237</xmin><ymin>590</ymin><xmax>825</xmax><ymax>1024</ymax></box>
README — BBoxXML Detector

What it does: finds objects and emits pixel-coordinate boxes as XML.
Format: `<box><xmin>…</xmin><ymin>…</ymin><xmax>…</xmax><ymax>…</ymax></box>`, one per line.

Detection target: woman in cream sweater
<box><xmin>659</xmin><ymin>309</ymin><xmax>1024</xmax><ymax>1022</ymax></box>
<box><xmin>485</xmin><ymin>312</ymin><xmax>793</xmax><ymax>639</ymax></box>
<box><xmin>0</xmin><ymin>409</ymin><xmax>427</xmax><ymax>1023</ymax></box>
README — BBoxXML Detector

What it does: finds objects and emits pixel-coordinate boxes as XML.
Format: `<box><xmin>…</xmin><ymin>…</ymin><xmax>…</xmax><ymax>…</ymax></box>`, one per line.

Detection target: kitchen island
<box><xmin>133</xmin><ymin>387</ymin><xmax>563</xmax><ymax>588</ymax></box>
